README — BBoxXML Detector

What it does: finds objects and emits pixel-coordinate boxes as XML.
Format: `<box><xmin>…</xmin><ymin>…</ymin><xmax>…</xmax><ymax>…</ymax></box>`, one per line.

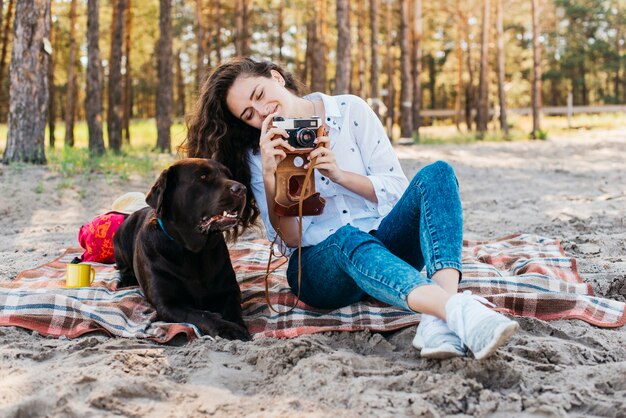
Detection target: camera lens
<box><xmin>296</xmin><ymin>128</ymin><xmax>316</xmax><ymax>148</ymax></box>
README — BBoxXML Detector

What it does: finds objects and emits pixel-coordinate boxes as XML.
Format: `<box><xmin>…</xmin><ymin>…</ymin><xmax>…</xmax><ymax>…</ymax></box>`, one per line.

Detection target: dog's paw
<box><xmin>217</xmin><ymin>323</ymin><xmax>251</xmax><ymax>341</ymax></box>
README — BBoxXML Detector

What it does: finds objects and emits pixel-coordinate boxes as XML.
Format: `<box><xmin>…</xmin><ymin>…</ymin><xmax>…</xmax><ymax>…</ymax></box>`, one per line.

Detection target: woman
<box><xmin>180</xmin><ymin>57</ymin><xmax>518</xmax><ymax>360</ymax></box>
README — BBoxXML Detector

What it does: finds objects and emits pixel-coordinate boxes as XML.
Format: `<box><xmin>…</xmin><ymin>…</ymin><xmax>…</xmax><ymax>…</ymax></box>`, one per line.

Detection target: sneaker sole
<box><xmin>421</xmin><ymin>345</ymin><xmax>465</xmax><ymax>359</ymax></box>
<box><xmin>473</xmin><ymin>321</ymin><xmax>519</xmax><ymax>360</ymax></box>
<box><xmin>412</xmin><ymin>335</ymin><xmax>424</xmax><ymax>350</ymax></box>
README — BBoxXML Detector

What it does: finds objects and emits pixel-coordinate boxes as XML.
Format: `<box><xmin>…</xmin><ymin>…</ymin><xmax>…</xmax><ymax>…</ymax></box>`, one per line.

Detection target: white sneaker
<box><xmin>413</xmin><ymin>314</ymin><xmax>467</xmax><ymax>359</ymax></box>
<box><xmin>445</xmin><ymin>291</ymin><xmax>519</xmax><ymax>360</ymax></box>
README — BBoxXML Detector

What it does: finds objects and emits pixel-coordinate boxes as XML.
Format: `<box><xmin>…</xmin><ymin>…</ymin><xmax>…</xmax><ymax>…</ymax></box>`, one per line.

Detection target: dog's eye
<box><xmin>200</xmin><ymin>174</ymin><xmax>207</xmax><ymax>180</ymax></box>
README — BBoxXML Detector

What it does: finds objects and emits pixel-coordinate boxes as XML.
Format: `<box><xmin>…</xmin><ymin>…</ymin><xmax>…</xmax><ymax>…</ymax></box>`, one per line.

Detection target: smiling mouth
<box><xmin>198</xmin><ymin>210</ymin><xmax>240</xmax><ymax>233</ymax></box>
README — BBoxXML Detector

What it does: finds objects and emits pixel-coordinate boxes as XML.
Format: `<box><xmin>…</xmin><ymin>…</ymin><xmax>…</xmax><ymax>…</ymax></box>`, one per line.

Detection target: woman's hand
<box><xmin>259</xmin><ymin>113</ymin><xmax>295</xmax><ymax>177</ymax></box>
<box><xmin>305</xmin><ymin>136</ymin><xmax>344</xmax><ymax>184</ymax></box>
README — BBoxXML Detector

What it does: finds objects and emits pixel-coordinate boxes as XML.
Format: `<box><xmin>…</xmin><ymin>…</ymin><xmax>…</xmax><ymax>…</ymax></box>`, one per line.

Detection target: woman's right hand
<box><xmin>259</xmin><ymin>113</ymin><xmax>295</xmax><ymax>176</ymax></box>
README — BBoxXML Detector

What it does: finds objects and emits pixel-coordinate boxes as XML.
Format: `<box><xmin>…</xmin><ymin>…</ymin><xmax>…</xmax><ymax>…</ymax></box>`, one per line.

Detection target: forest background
<box><xmin>0</xmin><ymin>0</ymin><xmax>625</xmax><ymax>166</ymax></box>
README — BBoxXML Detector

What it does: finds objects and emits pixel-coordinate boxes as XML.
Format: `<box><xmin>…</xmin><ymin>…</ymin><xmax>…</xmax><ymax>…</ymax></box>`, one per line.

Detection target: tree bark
<box><xmin>355</xmin><ymin>0</ymin><xmax>366</xmax><ymax>98</ymax></box>
<box><xmin>212</xmin><ymin>0</ymin><xmax>221</xmax><ymax>64</ymax></box>
<box><xmin>427</xmin><ymin>54</ymin><xmax>435</xmax><ymax>109</ymax></box>
<box><xmin>86</xmin><ymin>0</ymin><xmax>105</xmax><ymax>155</ymax></box>
<box><xmin>334</xmin><ymin>0</ymin><xmax>351</xmax><ymax>94</ymax></box>
<box><xmin>123</xmin><ymin>0</ymin><xmax>132</xmax><ymax>143</ymax></box>
<box><xmin>0</xmin><ymin>0</ymin><xmax>15</xmax><ymax>122</ymax></box>
<box><xmin>399</xmin><ymin>0</ymin><xmax>412</xmax><ymax>137</ymax></box>
<box><xmin>156</xmin><ymin>0</ymin><xmax>172</xmax><ymax>152</ymax></box>
<box><xmin>108</xmin><ymin>0</ymin><xmax>125</xmax><ymax>152</ymax></box>
<box><xmin>454</xmin><ymin>4</ymin><xmax>463</xmax><ymax>131</ymax></box>
<box><xmin>0</xmin><ymin>1</ymin><xmax>3</xmax><ymax>46</ymax></box>
<box><xmin>64</xmin><ymin>0</ymin><xmax>78</xmax><ymax>147</ymax></box>
<box><xmin>385</xmin><ymin>0</ymin><xmax>394</xmax><ymax>139</ymax></box>
<box><xmin>276</xmin><ymin>1</ymin><xmax>283</xmax><ymax>62</ymax></box>
<box><xmin>309</xmin><ymin>0</ymin><xmax>328</xmax><ymax>93</ymax></box>
<box><xmin>175</xmin><ymin>49</ymin><xmax>185</xmax><ymax>117</ymax></box>
<box><xmin>496</xmin><ymin>0</ymin><xmax>508</xmax><ymax>138</ymax></box>
<box><xmin>465</xmin><ymin>18</ymin><xmax>475</xmax><ymax>131</ymax></box>
<box><xmin>3</xmin><ymin>0</ymin><xmax>50</xmax><ymax>164</ymax></box>
<box><xmin>47</xmin><ymin>1</ymin><xmax>55</xmax><ymax>147</ymax></box>
<box><xmin>369</xmin><ymin>0</ymin><xmax>380</xmax><ymax>118</ymax></box>
<box><xmin>195</xmin><ymin>0</ymin><xmax>205</xmax><ymax>88</ymax></box>
<box><xmin>235</xmin><ymin>0</ymin><xmax>250</xmax><ymax>56</ymax></box>
<box><xmin>531</xmin><ymin>0</ymin><xmax>542</xmax><ymax>138</ymax></box>
<box><xmin>476</xmin><ymin>0</ymin><xmax>491</xmax><ymax>137</ymax></box>
<box><xmin>411</xmin><ymin>0</ymin><xmax>422</xmax><ymax>136</ymax></box>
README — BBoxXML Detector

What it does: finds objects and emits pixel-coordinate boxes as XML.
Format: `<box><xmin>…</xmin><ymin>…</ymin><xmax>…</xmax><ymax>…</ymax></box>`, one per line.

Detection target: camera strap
<box><xmin>264</xmin><ymin>151</ymin><xmax>319</xmax><ymax>314</ymax></box>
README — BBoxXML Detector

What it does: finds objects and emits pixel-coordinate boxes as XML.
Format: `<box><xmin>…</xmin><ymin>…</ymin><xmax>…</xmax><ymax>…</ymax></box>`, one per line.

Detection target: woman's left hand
<box><xmin>305</xmin><ymin>136</ymin><xmax>344</xmax><ymax>184</ymax></box>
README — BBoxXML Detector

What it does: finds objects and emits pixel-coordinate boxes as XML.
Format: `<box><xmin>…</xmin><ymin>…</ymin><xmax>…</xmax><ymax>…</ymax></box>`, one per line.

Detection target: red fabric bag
<box><xmin>77</xmin><ymin>212</ymin><xmax>128</xmax><ymax>264</ymax></box>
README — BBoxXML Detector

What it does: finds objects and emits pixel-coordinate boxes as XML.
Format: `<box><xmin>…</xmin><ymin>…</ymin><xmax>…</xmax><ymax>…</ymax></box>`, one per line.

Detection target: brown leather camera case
<box><xmin>274</xmin><ymin>148</ymin><xmax>326</xmax><ymax>217</ymax></box>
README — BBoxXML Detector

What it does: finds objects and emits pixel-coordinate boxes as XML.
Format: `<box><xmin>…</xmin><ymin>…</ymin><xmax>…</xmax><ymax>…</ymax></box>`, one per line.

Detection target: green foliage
<box><xmin>532</xmin><ymin>129</ymin><xmax>549</xmax><ymax>140</ymax></box>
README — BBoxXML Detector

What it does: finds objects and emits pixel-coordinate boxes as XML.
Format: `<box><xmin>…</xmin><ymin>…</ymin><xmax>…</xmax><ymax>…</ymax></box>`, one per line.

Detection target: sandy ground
<box><xmin>0</xmin><ymin>129</ymin><xmax>625</xmax><ymax>417</ymax></box>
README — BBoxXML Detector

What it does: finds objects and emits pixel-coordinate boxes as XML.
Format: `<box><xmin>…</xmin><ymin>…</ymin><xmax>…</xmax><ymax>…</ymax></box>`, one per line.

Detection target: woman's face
<box><xmin>226</xmin><ymin>70</ymin><xmax>295</xmax><ymax>129</ymax></box>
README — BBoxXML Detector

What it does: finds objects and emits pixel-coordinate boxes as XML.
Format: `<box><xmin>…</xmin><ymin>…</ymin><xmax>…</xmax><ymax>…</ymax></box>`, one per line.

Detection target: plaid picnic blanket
<box><xmin>1</xmin><ymin>234</ymin><xmax>624</xmax><ymax>343</ymax></box>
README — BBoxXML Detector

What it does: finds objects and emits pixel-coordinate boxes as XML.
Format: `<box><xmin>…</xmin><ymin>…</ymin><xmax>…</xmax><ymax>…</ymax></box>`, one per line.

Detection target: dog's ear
<box><xmin>146</xmin><ymin>168</ymin><xmax>169</xmax><ymax>216</ymax></box>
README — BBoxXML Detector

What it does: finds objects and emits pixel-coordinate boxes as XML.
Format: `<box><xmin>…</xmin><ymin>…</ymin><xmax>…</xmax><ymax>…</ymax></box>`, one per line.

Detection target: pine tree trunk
<box><xmin>399</xmin><ymin>0</ymin><xmax>412</xmax><ymax>138</ymax></box>
<box><xmin>411</xmin><ymin>0</ymin><xmax>422</xmax><ymax>136</ymax></box>
<box><xmin>3</xmin><ymin>0</ymin><xmax>50</xmax><ymax>164</ymax></box>
<box><xmin>212</xmin><ymin>0</ymin><xmax>221</xmax><ymax>64</ymax></box>
<box><xmin>156</xmin><ymin>0</ymin><xmax>172</xmax><ymax>152</ymax></box>
<box><xmin>108</xmin><ymin>0</ymin><xmax>125</xmax><ymax>152</ymax></box>
<box><xmin>64</xmin><ymin>0</ymin><xmax>78</xmax><ymax>147</ymax></box>
<box><xmin>47</xmin><ymin>1</ymin><xmax>55</xmax><ymax>147</ymax></box>
<box><xmin>123</xmin><ymin>0</ymin><xmax>132</xmax><ymax>143</ymax></box>
<box><xmin>531</xmin><ymin>0</ymin><xmax>542</xmax><ymax>138</ymax></box>
<box><xmin>235</xmin><ymin>0</ymin><xmax>249</xmax><ymax>56</ymax></box>
<box><xmin>385</xmin><ymin>0</ymin><xmax>394</xmax><ymax>139</ymax></box>
<box><xmin>476</xmin><ymin>0</ymin><xmax>490</xmax><ymax>137</ymax></box>
<box><xmin>454</xmin><ymin>4</ymin><xmax>463</xmax><ymax>131</ymax></box>
<box><xmin>496</xmin><ymin>0</ymin><xmax>508</xmax><ymax>138</ymax></box>
<box><xmin>276</xmin><ymin>1</ymin><xmax>283</xmax><ymax>62</ymax></box>
<box><xmin>195</xmin><ymin>0</ymin><xmax>205</xmax><ymax>88</ymax></box>
<box><xmin>370</xmin><ymin>0</ymin><xmax>380</xmax><ymax>118</ymax></box>
<box><xmin>0</xmin><ymin>0</ymin><xmax>15</xmax><ymax>123</ymax></box>
<box><xmin>309</xmin><ymin>0</ymin><xmax>327</xmax><ymax>93</ymax></box>
<box><xmin>355</xmin><ymin>0</ymin><xmax>366</xmax><ymax>98</ymax></box>
<box><xmin>614</xmin><ymin>25</ymin><xmax>620</xmax><ymax>101</ymax></box>
<box><xmin>0</xmin><ymin>1</ymin><xmax>3</xmax><ymax>43</ymax></box>
<box><xmin>86</xmin><ymin>0</ymin><xmax>105</xmax><ymax>155</ymax></box>
<box><xmin>334</xmin><ymin>0</ymin><xmax>351</xmax><ymax>94</ymax></box>
<box><xmin>427</xmin><ymin>54</ymin><xmax>436</xmax><ymax>109</ymax></box>
<box><xmin>175</xmin><ymin>49</ymin><xmax>185</xmax><ymax>117</ymax></box>
<box><xmin>304</xmin><ymin>19</ymin><xmax>314</xmax><ymax>86</ymax></box>
<box><xmin>465</xmin><ymin>20</ymin><xmax>475</xmax><ymax>131</ymax></box>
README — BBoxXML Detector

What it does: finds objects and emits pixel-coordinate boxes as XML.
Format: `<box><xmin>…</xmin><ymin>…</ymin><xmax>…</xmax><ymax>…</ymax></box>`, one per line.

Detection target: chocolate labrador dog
<box><xmin>113</xmin><ymin>158</ymin><xmax>250</xmax><ymax>340</ymax></box>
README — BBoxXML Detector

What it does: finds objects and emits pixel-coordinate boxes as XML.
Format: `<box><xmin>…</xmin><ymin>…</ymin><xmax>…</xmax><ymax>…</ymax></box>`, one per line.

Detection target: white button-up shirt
<box><xmin>247</xmin><ymin>93</ymin><xmax>409</xmax><ymax>254</ymax></box>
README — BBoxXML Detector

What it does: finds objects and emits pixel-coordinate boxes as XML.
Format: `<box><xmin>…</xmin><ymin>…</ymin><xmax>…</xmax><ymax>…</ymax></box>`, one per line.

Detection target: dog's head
<box><xmin>146</xmin><ymin>158</ymin><xmax>246</xmax><ymax>250</ymax></box>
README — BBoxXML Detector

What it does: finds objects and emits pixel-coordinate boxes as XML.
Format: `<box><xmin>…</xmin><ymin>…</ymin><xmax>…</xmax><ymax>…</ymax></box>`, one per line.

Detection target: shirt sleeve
<box><xmin>247</xmin><ymin>150</ymin><xmax>278</xmax><ymax>243</ymax></box>
<box><xmin>247</xmin><ymin>150</ymin><xmax>295</xmax><ymax>255</ymax></box>
<box><xmin>349</xmin><ymin>96</ymin><xmax>409</xmax><ymax>216</ymax></box>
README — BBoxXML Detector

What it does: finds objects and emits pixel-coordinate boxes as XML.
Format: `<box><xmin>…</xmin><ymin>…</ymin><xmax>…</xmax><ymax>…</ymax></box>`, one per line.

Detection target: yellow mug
<box><xmin>65</xmin><ymin>263</ymin><xmax>95</xmax><ymax>288</ymax></box>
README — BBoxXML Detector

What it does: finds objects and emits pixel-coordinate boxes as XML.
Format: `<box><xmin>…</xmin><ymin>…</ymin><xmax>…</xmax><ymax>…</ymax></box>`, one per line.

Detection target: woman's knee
<box><xmin>412</xmin><ymin>160</ymin><xmax>458</xmax><ymax>187</ymax></box>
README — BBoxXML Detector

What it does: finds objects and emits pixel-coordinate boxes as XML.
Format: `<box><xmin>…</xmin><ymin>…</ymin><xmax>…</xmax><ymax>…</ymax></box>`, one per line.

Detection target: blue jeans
<box><xmin>286</xmin><ymin>160</ymin><xmax>463</xmax><ymax>311</ymax></box>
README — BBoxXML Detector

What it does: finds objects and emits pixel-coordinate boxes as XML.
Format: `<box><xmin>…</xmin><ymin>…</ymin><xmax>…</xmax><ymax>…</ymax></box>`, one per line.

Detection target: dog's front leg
<box><xmin>156</xmin><ymin>303</ymin><xmax>250</xmax><ymax>341</ymax></box>
<box><xmin>219</xmin><ymin>293</ymin><xmax>250</xmax><ymax>337</ymax></box>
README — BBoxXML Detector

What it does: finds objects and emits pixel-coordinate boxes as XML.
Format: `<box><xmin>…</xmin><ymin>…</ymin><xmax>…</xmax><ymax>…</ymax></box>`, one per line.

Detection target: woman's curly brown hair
<box><xmin>178</xmin><ymin>57</ymin><xmax>303</xmax><ymax>240</ymax></box>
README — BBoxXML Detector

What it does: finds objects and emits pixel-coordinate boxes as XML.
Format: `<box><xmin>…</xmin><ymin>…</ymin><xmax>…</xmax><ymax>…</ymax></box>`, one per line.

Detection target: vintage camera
<box><xmin>272</xmin><ymin>116</ymin><xmax>321</xmax><ymax>149</ymax></box>
<box><xmin>271</xmin><ymin>116</ymin><xmax>326</xmax><ymax>217</ymax></box>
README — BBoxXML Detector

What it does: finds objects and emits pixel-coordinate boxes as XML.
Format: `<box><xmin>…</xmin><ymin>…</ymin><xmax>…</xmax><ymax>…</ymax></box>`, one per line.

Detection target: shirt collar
<box><xmin>305</xmin><ymin>92</ymin><xmax>342</xmax><ymax>118</ymax></box>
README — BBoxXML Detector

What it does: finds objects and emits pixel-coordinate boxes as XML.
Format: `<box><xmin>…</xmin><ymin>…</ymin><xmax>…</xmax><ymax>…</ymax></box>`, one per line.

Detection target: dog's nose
<box><xmin>230</xmin><ymin>183</ymin><xmax>246</xmax><ymax>197</ymax></box>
